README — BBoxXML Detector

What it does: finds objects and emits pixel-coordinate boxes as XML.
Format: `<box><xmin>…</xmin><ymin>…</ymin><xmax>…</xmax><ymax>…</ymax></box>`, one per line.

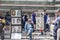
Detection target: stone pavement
<box><xmin>0</xmin><ymin>39</ymin><xmax>20</xmax><ymax>40</ymax></box>
<box><xmin>22</xmin><ymin>31</ymin><xmax>54</xmax><ymax>40</ymax></box>
<box><xmin>0</xmin><ymin>31</ymin><xmax>54</xmax><ymax>40</ymax></box>
<box><xmin>0</xmin><ymin>39</ymin><xmax>54</xmax><ymax>40</ymax></box>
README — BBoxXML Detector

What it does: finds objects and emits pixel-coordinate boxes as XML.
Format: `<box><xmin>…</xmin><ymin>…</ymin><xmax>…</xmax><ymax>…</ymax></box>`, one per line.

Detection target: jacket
<box><xmin>24</xmin><ymin>22</ymin><xmax>33</xmax><ymax>35</ymax></box>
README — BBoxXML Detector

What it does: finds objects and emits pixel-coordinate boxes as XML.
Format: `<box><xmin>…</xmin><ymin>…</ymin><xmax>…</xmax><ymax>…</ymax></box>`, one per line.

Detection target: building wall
<box><xmin>1</xmin><ymin>0</ymin><xmax>53</xmax><ymax>2</ymax></box>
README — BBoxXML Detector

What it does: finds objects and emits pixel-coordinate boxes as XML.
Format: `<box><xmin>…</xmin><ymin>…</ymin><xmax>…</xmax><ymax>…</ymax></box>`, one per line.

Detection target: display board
<box><xmin>11</xmin><ymin>10</ymin><xmax>21</xmax><ymax>39</ymax></box>
<box><xmin>11</xmin><ymin>10</ymin><xmax>21</xmax><ymax>33</ymax></box>
<box><xmin>36</xmin><ymin>11</ymin><xmax>44</xmax><ymax>30</ymax></box>
<box><xmin>3</xmin><ymin>12</ymin><xmax>11</xmax><ymax>39</ymax></box>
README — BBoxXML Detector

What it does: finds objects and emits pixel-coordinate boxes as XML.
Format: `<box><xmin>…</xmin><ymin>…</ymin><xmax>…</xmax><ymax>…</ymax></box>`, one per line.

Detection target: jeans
<box><xmin>54</xmin><ymin>25</ymin><xmax>58</xmax><ymax>40</ymax></box>
<box><xmin>25</xmin><ymin>29</ymin><xmax>33</xmax><ymax>40</ymax></box>
<box><xmin>28</xmin><ymin>28</ymin><xmax>33</xmax><ymax>40</ymax></box>
<box><xmin>29</xmin><ymin>32</ymin><xmax>32</xmax><ymax>40</ymax></box>
<box><xmin>44</xmin><ymin>23</ymin><xmax>46</xmax><ymax>32</ymax></box>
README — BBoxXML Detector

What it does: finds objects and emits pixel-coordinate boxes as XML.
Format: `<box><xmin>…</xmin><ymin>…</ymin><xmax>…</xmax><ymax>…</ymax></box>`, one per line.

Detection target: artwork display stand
<box><xmin>11</xmin><ymin>10</ymin><xmax>21</xmax><ymax>39</ymax></box>
<box><xmin>36</xmin><ymin>10</ymin><xmax>44</xmax><ymax>30</ymax></box>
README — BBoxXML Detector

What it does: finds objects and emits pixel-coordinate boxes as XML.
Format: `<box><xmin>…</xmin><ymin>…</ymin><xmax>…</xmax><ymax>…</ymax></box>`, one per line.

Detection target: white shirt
<box><xmin>46</xmin><ymin>16</ymin><xmax>50</xmax><ymax>24</ymax></box>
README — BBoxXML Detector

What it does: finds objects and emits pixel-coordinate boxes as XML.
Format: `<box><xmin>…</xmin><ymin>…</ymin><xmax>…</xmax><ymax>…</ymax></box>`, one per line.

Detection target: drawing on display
<box><xmin>11</xmin><ymin>10</ymin><xmax>16</xmax><ymax>16</ymax></box>
<box><xmin>17</xmin><ymin>18</ymin><xmax>21</xmax><ymax>23</ymax></box>
<box><xmin>11</xmin><ymin>10</ymin><xmax>21</xmax><ymax>17</ymax></box>
<box><xmin>12</xmin><ymin>26</ymin><xmax>21</xmax><ymax>33</ymax></box>
<box><xmin>12</xmin><ymin>18</ymin><xmax>21</xmax><ymax>24</ymax></box>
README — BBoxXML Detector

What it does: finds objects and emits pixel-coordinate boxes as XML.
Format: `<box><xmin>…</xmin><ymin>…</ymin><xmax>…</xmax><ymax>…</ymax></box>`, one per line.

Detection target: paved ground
<box><xmin>21</xmin><ymin>31</ymin><xmax>54</xmax><ymax>40</ymax></box>
<box><xmin>0</xmin><ymin>31</ymin><xmax>54</xmax><ymax>40</ymax></box>
<box><xmin>0</xmin><ymin>39</ymin><xmax>20</xmax><ymax>40</ymax></box>
<box><xmin>0</xmin><ymin>39</ymin><xmax>54</xmax><ymax>40</ymax></box>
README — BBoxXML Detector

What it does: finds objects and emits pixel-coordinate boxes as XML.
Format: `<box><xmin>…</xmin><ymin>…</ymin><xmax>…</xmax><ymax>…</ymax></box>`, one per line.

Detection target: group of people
<box><xmin>22</xmin><ymin>13</ymin><xmax>36</xmax><ymax>30</ymax></box>
<box><xmin>22</xmin><ymin>11</ymin><xmax>52</xmax><ymax>40</ymax></box>
<box><xmin>44</xmin><ymin>10</ymin><xmax>50</xmax><ymax>34</ymax></box>
<box><xmin>44</xmin><ymin>9</ymin><xmax>60</xmax><ymax>40</ymax></box>
<box><xmin>0</xmin><ymin>12</ymin><xmax>11</xmax><ymax>40</ymax></box>
<box><xmin>0</xmin><ymin>12</ymin><xmax>11</xmax><ymax>26</ymax></box>
<box><xmin>22</xmin><ymin>11</ymin><xmax>51</xmax><ymax>40</ymax></box>
<box><xmin>22</xmin><ymin>12</ymin><xmax>36</xmax><ymax>40</ymax></box>
<box><xmin>0</xmin><ymin>17</ymin><xmax>5</xmax><ymax>40</ymax></box>
<box><xmin>0</xmin><ymin>9</ymin><xmax>59</xmax><ymax>40</ymax></box>
<box><xmin>22</xmin><ymin>9</ymin><xmax>60</xmax><ymax>40</ymax></box>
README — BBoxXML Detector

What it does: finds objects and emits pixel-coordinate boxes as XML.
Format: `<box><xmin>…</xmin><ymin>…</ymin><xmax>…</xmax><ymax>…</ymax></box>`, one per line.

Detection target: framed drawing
<box><xmin>15</xmin><ymin>10</ymin><xmax>21</xmax><ymax>17</ymax></box>
<box><xmin>12</xmin><ymin>26</ymin><xmax>21</xmax><ymax>33</ymax></box>
<box><xmin>11</xmin><ymin>10</ymin><xmax>16</xmax><ymax>16</ymax></box>
<box><xmin>11</xmin><ymin>10</ymin><xmax>21</xmax><ymax>17</ymax></box>
<box><xmin>11</xmin><ymin>18</ymin><xmax>21</xmax><ymax>25</ymax></box>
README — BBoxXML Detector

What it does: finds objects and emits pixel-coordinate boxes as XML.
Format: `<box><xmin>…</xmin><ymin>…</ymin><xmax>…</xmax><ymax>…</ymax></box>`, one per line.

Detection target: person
<box><xmin>46</xmin><ymin>14</ymin><xmax>50</xmax><ymax>32</ymax></box>
<box><xmin>0</xmin><ymin>18</ymin><xmax>5</xmax><ymax>40</ymax></box>
<box><xmin>54</xmin><ymin>9</ymin><xmax>60</xmax><ymax>40</ymax></box>
<box><xmin>24</xmin><ymin>19</ymin><xmax>33</xmax><ymax>40</ymax></box>
<box><xmin>22</xmin><ymin>15</ymin><xmax>28</xmax><ymax>30</ymax></box>
<box><xmin>25</xmin><ymin>15</ymin><xmax>28</xmax><ymax>22</ymax></box>
<box><xmin>31</xmin><ymin>12</ymin><xmax>36</xmax><ymax>31</ymax></box>
<box><xmin>44</xmin><ymin>10</ymin><xmax>48</xmax><ymax>34</ymax></box>
<box><xmin>5</xmin><ymin>12</ymin><xmax>11</xmax><ymax>25</ymax></box>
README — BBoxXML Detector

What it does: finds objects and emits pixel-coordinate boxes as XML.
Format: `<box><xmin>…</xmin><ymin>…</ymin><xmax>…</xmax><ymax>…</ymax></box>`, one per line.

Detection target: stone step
<box><xmin>22</xmin><ymin>36</ymin><xmax>53</xmax><ymax>39</ymax></box>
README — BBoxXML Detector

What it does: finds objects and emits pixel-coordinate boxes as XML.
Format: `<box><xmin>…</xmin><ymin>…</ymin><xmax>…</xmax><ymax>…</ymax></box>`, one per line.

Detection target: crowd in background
<box><xmin>21</xmin><ymin>12</ymin><xmax>36</xmax><ymax>40</ymax></box>
<box><xmin>0</xmin><ymin>12</ymin><xmax>11</xmax><ymax>40</ymax></box>
<box><xmin>0</xmin><ymin>9</ymin><xmax>60</xmax><ymax>40</ymax></box>
<box><xmin>21</xmin><ymin>11</ymin><xmax>51</xmax><ymax>40</ymax></box>
<box><xmin>21</xmin><ymin>9</ymin><xmax>60</xmax><ymax>40</ymax></box>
